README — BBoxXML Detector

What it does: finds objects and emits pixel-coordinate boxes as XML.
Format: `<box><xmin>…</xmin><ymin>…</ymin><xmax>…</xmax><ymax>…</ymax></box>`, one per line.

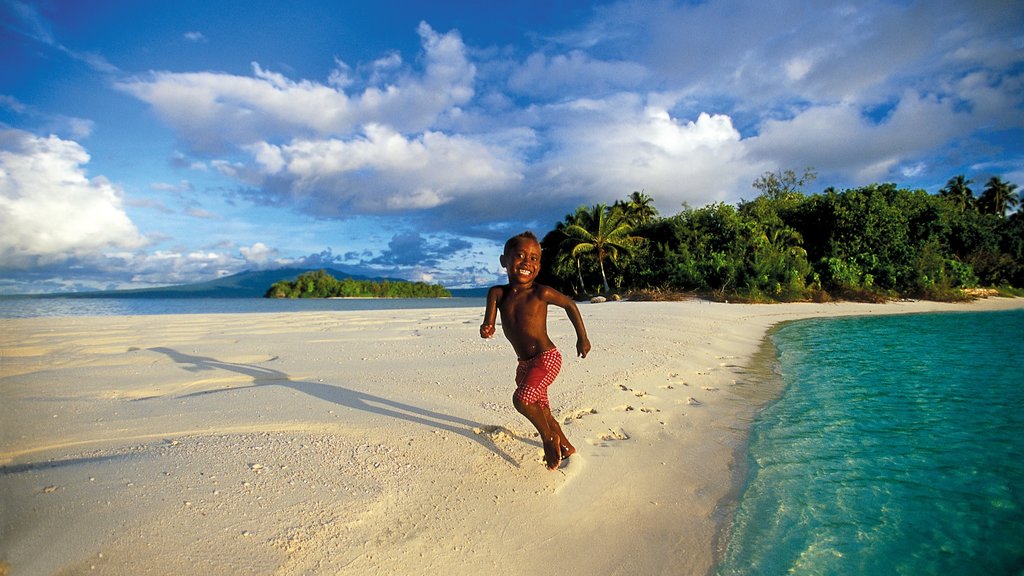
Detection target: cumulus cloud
<box><xmin>117</xmin><ymin>22</ymin><xmax>475</xmax><ymax>152</ymax></box>
<box><xmin>534</xmin><ymin>95</ymin><xmax>762</xmax><ymax>209</ymax></box>
<box><xmin>239</xmin><ymin>242</ymin><xmax>278</xmax><ymax>266</ymax></box>
<box><xmin>745</xmin><ymin>86</ymin><xmax>1018</xmax><ymax>183</ymax></box>
<box><xmin>245</xmin><ymin>124</ymin><xmax>524</xmax><ymax>214</ymax></box>
<box><xmin>0</xmin><ymin>129</ymin><xmax>146</xmax><ymax>268</ymax></box>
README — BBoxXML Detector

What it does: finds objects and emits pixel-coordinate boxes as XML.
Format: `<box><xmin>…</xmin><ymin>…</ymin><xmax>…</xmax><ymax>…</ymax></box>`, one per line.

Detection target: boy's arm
<box><xmin>540</xmin><ymin>286</ymin><xmax>591</xmax><ymax>358</ymax></box>
<box><xmin>480</xmin><ymin>286</ymin><xmax>501</xmax><ymax>338</ymax></box>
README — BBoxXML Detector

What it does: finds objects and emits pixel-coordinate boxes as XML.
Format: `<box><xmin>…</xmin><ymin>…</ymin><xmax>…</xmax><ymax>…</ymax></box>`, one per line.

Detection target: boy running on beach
<box><xmin>480</xmin><ymin>231</ymin><xmax>591</xmax><ymax>470</ymax></box>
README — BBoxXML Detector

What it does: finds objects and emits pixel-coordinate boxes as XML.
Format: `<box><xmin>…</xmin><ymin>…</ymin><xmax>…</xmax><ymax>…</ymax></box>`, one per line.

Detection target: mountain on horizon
<box><xmin>25</xmin><ymin>268</ymin><xmax>488</xmax><ymax>299</ymax></box>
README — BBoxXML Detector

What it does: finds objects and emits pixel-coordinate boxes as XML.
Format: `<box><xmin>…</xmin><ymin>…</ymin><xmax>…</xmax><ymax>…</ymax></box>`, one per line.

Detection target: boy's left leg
<box><xmin>514</xmin><ymin>396</ymin><xmax>562</xmax><ymax>470</ymax></box>
<box><xmin>547</xmin><ymin>413</ymin><xmax>575</xmax><ymax>459</ymax></box>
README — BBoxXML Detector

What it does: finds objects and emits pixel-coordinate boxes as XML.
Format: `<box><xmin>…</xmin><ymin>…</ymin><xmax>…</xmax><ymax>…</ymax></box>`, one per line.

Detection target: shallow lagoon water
<box><xmin>717</xmin><ymin>310</ymin><xmax>1024</xmax><ymax>575</ymax></box>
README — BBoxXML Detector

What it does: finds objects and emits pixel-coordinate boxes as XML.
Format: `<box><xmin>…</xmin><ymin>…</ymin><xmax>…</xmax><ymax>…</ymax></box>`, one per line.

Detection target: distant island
<box><xmin>265</xmin><ymin>269</ymin><xmax>451</xmax><ymax>299</ymax></box>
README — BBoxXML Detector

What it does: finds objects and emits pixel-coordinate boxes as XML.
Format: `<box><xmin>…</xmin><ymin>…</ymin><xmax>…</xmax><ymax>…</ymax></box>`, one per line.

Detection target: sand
<box><xmin>2</xmin><ymin>297</ymin><xmax>1022</xmax><ymax>575</ymax></box>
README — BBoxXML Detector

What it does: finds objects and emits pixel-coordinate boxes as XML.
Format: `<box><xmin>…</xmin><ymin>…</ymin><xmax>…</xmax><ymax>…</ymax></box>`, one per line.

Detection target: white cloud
<box><xmin>0</xmin><ymin>129</ymin><xmax>146</xmax><ymax>268</ymax></box>
<box><xmin>117</xmin><ymin>23</ymin><xmax>475</xmax><ymax>152</ymax></box>
<box><xmin>239</xmin><ymin>242</ymin><xmax>277</xmax><ymax>266</ymax></box>
<box><xmin>183</xmin><ymin>31</ymin><xmax>206</xmax><ymax>43</ymax></box>
<box><xmin>746</xmin><ymin>90</ymin><xmax>986</xmax><ymax>182</ymax></box>
<box><xmin>245</xmin><ymin>124</ymin><xmax>524</xmax><ymax>213</ymax></box>
<box><xmin>536</xmin><ymin>95</ymin><xmax>762</xmax><ymax>209</ymax></box>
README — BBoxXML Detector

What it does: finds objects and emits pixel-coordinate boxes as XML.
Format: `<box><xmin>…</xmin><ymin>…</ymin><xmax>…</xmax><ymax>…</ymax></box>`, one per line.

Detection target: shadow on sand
<box><xmin>148</xmin><ymin>347</ymin><xmax>519</xmax><ymax>467</ymax></box>
<box><xmin>0</xmin><ymin>453</ymin><xmax>142</xmax><ymax>475</ymax></box>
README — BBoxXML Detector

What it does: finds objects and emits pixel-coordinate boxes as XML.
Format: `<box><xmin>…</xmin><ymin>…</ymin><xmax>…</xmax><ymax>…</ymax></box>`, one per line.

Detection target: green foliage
<box><xmin>264</xmin><ymin>270</ymin><xmax>450</xmax><ymax>299</ymax></box>
<box><xmin>538</xmin><ymin>173</ymin><xmax>1022</xmax><ymax>302</ymax></box>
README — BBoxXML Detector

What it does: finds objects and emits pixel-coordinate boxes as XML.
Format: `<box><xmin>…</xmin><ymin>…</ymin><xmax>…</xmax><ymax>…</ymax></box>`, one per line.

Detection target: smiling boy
<box><xmin>480</xmin><ymin>231</ymin><xmax>591</xmax><ymax>470</ymax></box>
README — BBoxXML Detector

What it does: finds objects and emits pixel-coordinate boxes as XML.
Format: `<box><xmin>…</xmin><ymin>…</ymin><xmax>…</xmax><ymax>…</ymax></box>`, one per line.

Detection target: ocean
<box><xmin>717</xmin><ymin>309</ymin><xmax>1024</xmax><ymax>576</ymax></box>
<box><xmin>0</xmin><ymin>296</ymin><xmax>484</xmax><ymax>318</ymax></box>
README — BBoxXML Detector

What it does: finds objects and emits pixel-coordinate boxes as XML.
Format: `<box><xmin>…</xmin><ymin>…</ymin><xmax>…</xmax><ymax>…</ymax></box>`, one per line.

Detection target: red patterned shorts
<box><xmin>514</xmin><ymin>347</ymin><xmax>562</xmax><ymax>409</ymax></box>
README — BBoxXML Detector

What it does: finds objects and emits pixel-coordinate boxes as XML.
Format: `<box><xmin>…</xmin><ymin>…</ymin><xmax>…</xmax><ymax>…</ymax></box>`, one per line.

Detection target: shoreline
<box><xmin>2</xmin><ymin>298</ymin><xmax>1021</xmax><ymax>575</ymax></box>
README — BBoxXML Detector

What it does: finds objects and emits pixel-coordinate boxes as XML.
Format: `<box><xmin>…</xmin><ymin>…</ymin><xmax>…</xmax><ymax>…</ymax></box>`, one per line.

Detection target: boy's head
<box><xmin>500</xmin><ymin>231</ymin><xmax>542</xmax><ymax>284</ymax></box>
<box><xmin>503</xmin><ymin>231</ymin><xmax>539</xmax><ymax>256</ymax></box>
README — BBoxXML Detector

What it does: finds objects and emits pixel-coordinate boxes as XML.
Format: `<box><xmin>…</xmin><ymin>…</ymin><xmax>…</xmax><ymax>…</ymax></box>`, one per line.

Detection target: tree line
<box><xmin>265</xmin><ymin>269</ymin><xmax>451</xmax><ymax>299</ymax></box>
<box><xmin>537</xmin><ymin>171</ymin><xmax>1023</xmax><ymax>302</ymax></box>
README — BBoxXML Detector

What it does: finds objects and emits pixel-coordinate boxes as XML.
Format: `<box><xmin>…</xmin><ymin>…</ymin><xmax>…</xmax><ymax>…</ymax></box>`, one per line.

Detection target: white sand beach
<box><xmin>2</xmin><ymin>297</ymin><xmax>1022</xmax><ymax>575</ymax></box>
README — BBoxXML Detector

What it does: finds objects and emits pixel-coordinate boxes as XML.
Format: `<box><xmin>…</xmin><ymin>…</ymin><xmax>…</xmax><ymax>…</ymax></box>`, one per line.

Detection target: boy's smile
<box><xmin>514</xmin><ymin>263</ymin><xmax>535</xmax><ymax>280</ymax></box>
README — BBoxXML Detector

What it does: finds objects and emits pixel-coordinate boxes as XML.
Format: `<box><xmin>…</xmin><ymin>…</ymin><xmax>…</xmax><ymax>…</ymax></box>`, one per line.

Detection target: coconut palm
<box><xmin>543</xmin><ymin>207</ymin><xmax>589</xmax><ymax>294</ymax></box>
<box><xmin>618</xmin><ymin>190</ymin><xmax>658</xmax><ymax>226</ymax></box>
<box><xmin>563</xmin><ymin>204</ymin><xmax>642</xmax><ymax>294</ymax></box>
<box><xmin>939</xmin><ymin>174</ymin><xmax>975</xmax><ymax>214</ymax></box>
<box><xmin>978</xmin><ymin>176</ymin><xmax>1019</xmax><ymax>217</ymax></box>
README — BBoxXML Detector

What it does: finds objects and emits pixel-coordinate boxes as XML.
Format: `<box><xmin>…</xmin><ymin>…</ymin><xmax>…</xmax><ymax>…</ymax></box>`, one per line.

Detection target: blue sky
<box><xmin>2</xmin><ymin>0</ymin><xmax>1022</xmax><ymax>294</ymax></box>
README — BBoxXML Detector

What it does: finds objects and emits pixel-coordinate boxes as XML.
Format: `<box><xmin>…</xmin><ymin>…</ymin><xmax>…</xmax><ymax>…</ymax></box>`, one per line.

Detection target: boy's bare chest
<box><xmin>498</xmin><ymin>292</ymin><xmax>547</xmax><ymax>323</ymax></box>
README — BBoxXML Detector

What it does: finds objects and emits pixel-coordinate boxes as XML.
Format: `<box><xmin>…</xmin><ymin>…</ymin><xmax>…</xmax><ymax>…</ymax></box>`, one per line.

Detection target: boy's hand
<box><xmin>480</xmin><ymin>324</ymin><xmax>495</xmax><ymax>339</ymax></box>
<box><xmin>577</xmin><ymin>336</ymin><xmax>591</xmax><ymax>358</ymax></box>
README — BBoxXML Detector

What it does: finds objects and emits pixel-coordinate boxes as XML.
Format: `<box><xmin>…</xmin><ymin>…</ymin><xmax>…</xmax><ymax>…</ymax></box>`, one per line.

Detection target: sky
<box><xmin>1</xmin><ymin>0</ymin><xmax>1022</xmax><ymax>294</ymax></box>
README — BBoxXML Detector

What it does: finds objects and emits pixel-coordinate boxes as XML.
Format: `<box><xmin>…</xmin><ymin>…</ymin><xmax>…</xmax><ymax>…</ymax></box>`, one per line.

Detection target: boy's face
<box><xmin>500</xmin><ymin>237</ymin><xmax>541</xmax><ymax>285</ymax></box>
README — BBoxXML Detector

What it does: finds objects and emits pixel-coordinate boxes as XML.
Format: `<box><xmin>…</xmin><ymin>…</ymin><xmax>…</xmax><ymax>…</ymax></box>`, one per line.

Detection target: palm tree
<box><xmin>563</xmin><ymin>204</ymin><xmax>642</xmax><ymax>294</ymax></box>
<box><xmin>978</xmin><ymin>176</ymin><xmax>1019</xmax><ymax>217</ymax></box>
<box><xmin>619</xmin><ymin>190</ymin><xmax>658</xmax><ymax>226</ymax></box>
<box><xmin>545</xmin><ymin>207</ymin><xmax>590</xmax><ymax>294</ymax></box>
<box><xmin>939</xmin><ymin>174</ymin><xmax>975</xmax><ymax>214</ymax></box>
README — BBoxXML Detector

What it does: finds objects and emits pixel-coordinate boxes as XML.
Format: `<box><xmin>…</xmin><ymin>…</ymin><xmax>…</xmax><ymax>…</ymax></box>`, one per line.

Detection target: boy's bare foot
<box><xmin>543</xmin><ymin>438</ymin><xmax>562</xmax><ymax>470</ymax></box>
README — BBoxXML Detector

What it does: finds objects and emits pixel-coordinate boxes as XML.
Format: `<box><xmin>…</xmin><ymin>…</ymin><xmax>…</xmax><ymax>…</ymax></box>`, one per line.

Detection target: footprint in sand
<box><xmin>598</xmin><ymin>428</ymin><xmax>630</xmax><ymax>441</ymax></box>
<box><xmin>687</xmin><ymin>397</ymin><xmax>702</xmax><ymax>406</ymax></box>
<box><xmin>562</xmin><ymin>408</ymin><xmax>598</xmax><ymax>425</ymax></box>
<box><xmin>473</xmin><ymin>425</ymin><xmax>516</xmax><ymax>444</ymax></box>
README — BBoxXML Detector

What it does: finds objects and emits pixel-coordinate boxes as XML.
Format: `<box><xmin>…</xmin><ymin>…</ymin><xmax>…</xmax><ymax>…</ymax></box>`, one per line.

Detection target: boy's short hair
<box><xmin>504</xmin><ymin>231</ymin><xmax>539</xmax><ymax>254</ymax></box>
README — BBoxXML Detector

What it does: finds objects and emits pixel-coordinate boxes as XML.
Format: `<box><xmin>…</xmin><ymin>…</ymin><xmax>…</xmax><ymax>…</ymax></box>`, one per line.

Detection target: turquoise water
<box><xmin>718</xmin><ymin>310</ymin><xmax>1024</xmax><ymax>576</ymax></box>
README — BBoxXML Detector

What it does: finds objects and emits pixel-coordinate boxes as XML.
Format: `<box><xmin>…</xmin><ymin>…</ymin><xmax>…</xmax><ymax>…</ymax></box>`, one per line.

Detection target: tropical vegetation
<box><xmin>265</xmin><ymin>269</ymin><xmax>451</xmax><ymax>298</ymax></box>
<box><xmin>537</xmin><ymin>171</ymin><xmax>1024</xmax><ymax>302</ymax></box>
